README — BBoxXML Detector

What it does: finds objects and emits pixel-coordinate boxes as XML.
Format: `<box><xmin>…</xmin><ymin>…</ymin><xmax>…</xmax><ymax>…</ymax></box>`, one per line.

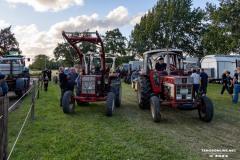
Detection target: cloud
<box><xmin>0</xmin><ymin>20</ymin><xmax>10</xmax><ymax>29</ymax></box>
<box><xmin>130</xmin><ymin>12</ymin><xmax>145</xmax><ymax>25</ymax></box>
<box><xmin>6</xmin><ymin>0</ymin><xmax>84</xmax><ymax>12</ymax></box>
<box><xmin>2</xmin><ymin>6</ymin><xmax>144</xmax><ymax>66</ymax></box>
<box><xmin>105</xmin><ymin>6</ymin><xmax>129</xmax><ymax>26</ymax></box>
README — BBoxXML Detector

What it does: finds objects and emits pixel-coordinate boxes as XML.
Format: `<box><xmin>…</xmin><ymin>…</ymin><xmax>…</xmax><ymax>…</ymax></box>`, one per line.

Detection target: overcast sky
<box><xmin>0</xmin><ymin>0</ymin><xmax>219</xmax><ymax>65</ymax></box>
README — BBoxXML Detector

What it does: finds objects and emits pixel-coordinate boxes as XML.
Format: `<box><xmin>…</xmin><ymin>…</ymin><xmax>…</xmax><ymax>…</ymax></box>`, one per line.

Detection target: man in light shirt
<box><xmin>190</xmin><ymin>69</ymin><xmax>199</xmax><ymax>99</ymax></box>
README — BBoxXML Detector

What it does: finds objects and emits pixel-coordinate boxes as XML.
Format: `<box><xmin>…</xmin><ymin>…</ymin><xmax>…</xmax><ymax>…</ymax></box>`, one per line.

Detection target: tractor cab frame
<box><xmin>62</xmin><ymin>31</ymin><xmax>121</xmax><ymax>116</ymax></box>
<box><xmin>83</xmin><ymin>52</ymin><xmax>117</xmax><ymax>75</ymax></box>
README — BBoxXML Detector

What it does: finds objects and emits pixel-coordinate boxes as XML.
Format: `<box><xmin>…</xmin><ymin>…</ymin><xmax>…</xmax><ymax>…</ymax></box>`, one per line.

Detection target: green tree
<box><xmin>103</xmin><ymin>28</ymin><xmax>127</xmax><ymax>55</ymax></box>
<box><xmin>202</xmin><ymin>0</ymin><xmax>240</xmax><ymax>54</ymax></box>
<box><xmin>0</xmin><ymin>26</ymin><xmax>20</xmax><ymax>55</ymax></box>
<box><xmin>29</xmin><ymin>54</ymin><xmax>51</xmax><ymax>70</ymax></box>
<box><xmin>129</xmin><ymin>0</ymin><xmax>205</xmax><ymax>57</ymax></box>
<box><xmin>53</xmin><ymin>42</ymin><xmax>78</xmax><ymax>66</ymax></box>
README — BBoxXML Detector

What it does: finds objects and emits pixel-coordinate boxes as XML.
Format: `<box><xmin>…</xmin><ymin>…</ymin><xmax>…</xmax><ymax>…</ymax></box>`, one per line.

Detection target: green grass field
<box><xmin>7</xmin><ymin>82</ymin><xmax>240</xmax><ymax>159</ymax></box>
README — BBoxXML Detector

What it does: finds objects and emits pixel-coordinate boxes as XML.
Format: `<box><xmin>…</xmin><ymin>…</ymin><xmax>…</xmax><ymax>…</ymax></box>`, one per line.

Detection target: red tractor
<box><xmin>62</xmin><ymin>31</ymin><xmax>121</xmax><ymax>116</ymax></box>
<box><xmin>137</xmin><ymin>49</ymin><xmax>214</xmax><ymax>123</ymax></box>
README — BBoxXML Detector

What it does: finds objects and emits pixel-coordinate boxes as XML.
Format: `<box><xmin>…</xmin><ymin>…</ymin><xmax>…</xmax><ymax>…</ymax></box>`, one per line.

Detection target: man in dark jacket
<box><xmin>59</xmin><ymin>67</ymin><xmax>69</xmax><ymax>107</ymax></box>
<box><xmin>42</xmin><ymin>68</ymin><xmax>49</xmax><ymax>91</ymax></box>
<box><xmin>155</xmin><ymin>57</ymin><xmax>166</xmax><ymax>71</ymax></box>
<box><xmin>220</xmin><ymin>69</ymin><xmax>228</xmax><ymax>95</ymax></box>
<box><xmin>198</xmin><ymin>68</ymin><xmax>208</xmax><ymax>95</ymax></box>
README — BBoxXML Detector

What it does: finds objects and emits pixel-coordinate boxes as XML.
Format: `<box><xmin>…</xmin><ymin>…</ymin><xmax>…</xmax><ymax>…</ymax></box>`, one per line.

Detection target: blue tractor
<box><xmin>0</xmin><ymin>55</ymin><xmax>30</xmax><ymax>98</ymax></box>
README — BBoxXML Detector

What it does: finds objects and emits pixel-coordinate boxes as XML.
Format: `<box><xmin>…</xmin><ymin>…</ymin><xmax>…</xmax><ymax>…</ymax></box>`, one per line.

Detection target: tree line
<box><xmin>1</xmin><ymin>0</ymin><xmax>239</xmax><ymax>69</ymax></box>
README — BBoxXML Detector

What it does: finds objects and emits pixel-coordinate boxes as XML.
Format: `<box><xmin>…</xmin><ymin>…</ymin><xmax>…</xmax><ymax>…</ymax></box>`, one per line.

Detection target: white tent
<box><xmin>201</xmin><ymin>55</ymin><xmax>240</xmax><ymax>81</ymax></box>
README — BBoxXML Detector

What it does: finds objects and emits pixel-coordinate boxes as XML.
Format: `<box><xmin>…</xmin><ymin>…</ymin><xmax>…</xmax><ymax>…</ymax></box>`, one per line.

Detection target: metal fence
<box><xmin>0</xmin><ymin>80</ymin><xmax>40</xmax><ymax>160</ymax></box>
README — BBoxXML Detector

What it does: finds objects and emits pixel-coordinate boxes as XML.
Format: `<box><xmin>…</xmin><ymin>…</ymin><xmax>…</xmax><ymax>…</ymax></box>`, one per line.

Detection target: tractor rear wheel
<box><xmin>150</xmin><ymin>96</ymin><xmax>161</xmax><ymax>123</ymax></box>
<box><xmin>110</xmin><ymin>78</ymin><xmax>122</xmax><ymax>107</ymax></box>
<box><xmin>106</xmin><ymin>92</ymin><xmax>115</xmax><ymax>117</ymax></box>
<box><xmin>137</xmin><ymin>76</ymin><xmax>152</xmax><ymax>109</ymax></box>
<box><xmin>62</xmin><ymin>91</ymin><xmax>75</xmax><ymax>114</ymax></box>
<box><xmin>198</xmin><ymin>96</ymin><xmax>214</xmax><ymax>122</ymax></box>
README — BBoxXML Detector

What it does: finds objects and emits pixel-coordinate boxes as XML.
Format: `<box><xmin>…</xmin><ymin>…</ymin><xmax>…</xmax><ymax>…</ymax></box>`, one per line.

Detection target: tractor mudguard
<box><xmin>15</xmin><ymin>78</ymin><xmax>28</xmax><ymax>90</ymax></box>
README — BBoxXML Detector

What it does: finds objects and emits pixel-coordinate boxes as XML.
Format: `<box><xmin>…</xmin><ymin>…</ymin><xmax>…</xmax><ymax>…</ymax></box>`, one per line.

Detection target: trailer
<box><xmin>201</xmin><ymin>55</ymin><xmax>240</xmax><ymax>82</ymax></box>
<box><xmin>129</xmin><ymin>61</ymin><xmax>143</xmax><ymax>71</ymax></box>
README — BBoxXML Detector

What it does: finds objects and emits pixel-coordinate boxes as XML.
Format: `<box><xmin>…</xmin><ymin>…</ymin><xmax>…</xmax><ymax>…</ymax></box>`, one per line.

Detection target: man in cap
<box><xmin>155</xmin><ymin>57</ymin><xmax>167</xmax><ymax>71</ymax></box>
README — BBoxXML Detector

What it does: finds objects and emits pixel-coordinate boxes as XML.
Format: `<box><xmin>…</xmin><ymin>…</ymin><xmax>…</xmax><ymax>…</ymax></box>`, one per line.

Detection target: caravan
<box><xmin>201</xmin><ymin>55</ymin><xmax>240</xmax><ymax>82</ymax></box>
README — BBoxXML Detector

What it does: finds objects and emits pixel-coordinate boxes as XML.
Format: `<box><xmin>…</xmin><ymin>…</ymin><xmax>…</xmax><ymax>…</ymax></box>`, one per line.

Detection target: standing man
<box><xmin>42</xmin><ymin>68</ymin><xmax>49</xmax><ymax>91</ymax></box>
<box><xmin>198</xmin><ymin>68</ymin><xmax>208</xmax><ymax>96</ymax></box>
<box><xmin>155</xmin><ymin>57</ymin><xmax>166</xmax><ymax>71</ymax></box>
<box><xmin>67</xmin><ymin>67</ymin><xmax>78</xmax><ymax>92</ymax></box>
<box><xmin>59</xmin><ymin>67</ymin><xmax>68</xmax><ymax>107</ymax></box>
<box><xmin>48</xmin><ymin>69</ymin><xmax>52</xmax><ymax>81</ymax></box>
<box><xmin>190</xmin><ymin>69</ymin><xmax>200</xmax><ymax>99</ymax></box>
<box><xmin>220</xmin><ymin>69</ymin><xmax>228</xmax><ymax>95</ymax></box>
<box><xmin>0</xmin><ymin>73</ymin><xmax>8</xmax><ymax>96</ymax></box>
<box><xmin>232</xmin><ymin>67</ymin><xmax>240</xmax><ymax>104</ymax></box>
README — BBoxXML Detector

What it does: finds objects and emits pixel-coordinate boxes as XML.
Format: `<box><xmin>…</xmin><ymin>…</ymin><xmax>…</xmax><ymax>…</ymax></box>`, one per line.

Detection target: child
<box><xmin>226</xmin><ymin>71</ymin><xmax>233</xmax><ymax>101</ymax></box>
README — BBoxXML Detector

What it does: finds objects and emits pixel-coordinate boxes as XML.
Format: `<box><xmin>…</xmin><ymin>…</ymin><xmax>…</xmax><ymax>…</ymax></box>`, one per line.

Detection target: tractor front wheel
<box><xmin>62</xmin><ymin>91</ymin><xmax>75</xmax><ymax>114</ymax></box>
<box><xmin>150</xmin><ymin>96</ymin><xmax>161</xmax><ymax>123</ymax></box>
<box><xmin>106</xmin><ymin>92</ymin><xmax>115</xmax><ymax>117</ymax></box>
<box><xmin>198</xmin><ymin>96</ymin><xmax>214</xmax><ymax>122</ymax></box>
<box><xmin>110</xmin><ymin>79</ymin><xmax>122</xmax><ymax>108</ymax></box>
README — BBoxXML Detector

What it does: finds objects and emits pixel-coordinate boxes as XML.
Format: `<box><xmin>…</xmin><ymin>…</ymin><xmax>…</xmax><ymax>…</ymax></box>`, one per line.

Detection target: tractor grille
<box><xmin>81</xmin><ymin>76</ymin><xmax>96</xmax><ymax>94</ymax></box>
<box><xmin>176</xmin><ymin>85</ymin><xmax>192</xmax><ymax>100</ymax></box>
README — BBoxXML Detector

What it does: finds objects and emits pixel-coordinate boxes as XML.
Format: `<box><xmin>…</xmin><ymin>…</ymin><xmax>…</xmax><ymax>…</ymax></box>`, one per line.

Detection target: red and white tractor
<box><xmin>62</xmin><ymin>31</ymin><xmax>121</xmax><ymax>116</ymax></box>
<box><xmin>137</xmin><ymin>49</ymin><xmax>214</xmax><ymax>123</ymax></box>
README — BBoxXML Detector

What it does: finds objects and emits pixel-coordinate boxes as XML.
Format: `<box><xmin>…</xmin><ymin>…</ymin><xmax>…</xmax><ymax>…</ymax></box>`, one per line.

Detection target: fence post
<box><xmin>37</xmin><ymin>80</ymin><xmax>40</xmax><ymax>98</ymax></box>
<box><xmin>0</xmin><ymin>97</ymin><xmax>9</xmax><ymax>160</ymax></box>
<box><xmin>31</xmin><ymin>80</ymin><xmax>36</xmax><ymax>120</ymax></box>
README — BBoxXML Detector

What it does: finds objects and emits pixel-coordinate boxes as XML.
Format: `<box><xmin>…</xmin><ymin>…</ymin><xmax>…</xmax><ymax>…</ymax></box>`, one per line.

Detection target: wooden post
<box><xmin>0</xmin><ymin>97</ymin><xmax>9</xmax><ymax>160</ymax></box>
<box><xmin>31</xmin><ymin>80</ymin><xmax>36</xmax><ymax>120</ymax></box>
<box><xmin>37</xmin><ymin>80</ymin><xmax>40</xmax><ymax>98</ymax></box>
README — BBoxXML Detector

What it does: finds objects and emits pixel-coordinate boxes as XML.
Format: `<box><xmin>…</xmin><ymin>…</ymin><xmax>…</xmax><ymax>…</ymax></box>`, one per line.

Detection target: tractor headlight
<box><xmin>186</xmin><ymin>95</ymin><xmax>192</xmax><ymax>99</ymax></box>
<box><xmin>176</xmin><ymin>94</ymin><xmax>181</xmax><ymax>100</ymax></box>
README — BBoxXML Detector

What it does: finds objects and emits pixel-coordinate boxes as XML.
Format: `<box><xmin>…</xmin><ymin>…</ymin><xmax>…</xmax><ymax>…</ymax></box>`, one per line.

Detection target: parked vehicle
<box><xmin>62</xmin><ymin>31</ymin><xmax>122</xmax><ymax>116</ymax></box>
<box><xmin>201</xmin><ymin>55</ymin><xmax>240</xmax><ymax>83</ymax></box>
<box><xmin>0</xmin><ymin>54</ymin><xmax>30</xmax><ymax>98</ymax></box>
<box><xmin>137</xmin><ymin>49</ymin><xmax>214</xmax><ymax>123</ymax></box>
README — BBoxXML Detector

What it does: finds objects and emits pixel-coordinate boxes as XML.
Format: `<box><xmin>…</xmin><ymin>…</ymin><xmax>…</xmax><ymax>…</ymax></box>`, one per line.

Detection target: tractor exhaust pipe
<box><xmin>166</xmin><ymin>48</ymin><xmax>170</xmax><ymax>75</ymax></box>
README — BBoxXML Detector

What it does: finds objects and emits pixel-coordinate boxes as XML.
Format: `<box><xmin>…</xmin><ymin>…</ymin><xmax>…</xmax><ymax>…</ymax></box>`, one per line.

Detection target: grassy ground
<box><xmin>7</xmin><ymin>82</ymin><xmax>240</xmax><ymax>159</ymax></box>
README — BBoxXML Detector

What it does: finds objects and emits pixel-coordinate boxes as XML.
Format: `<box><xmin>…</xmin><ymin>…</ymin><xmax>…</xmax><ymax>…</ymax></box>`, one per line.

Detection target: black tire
<box><xmin>150</xmin><ymin>96</ymin><xmax>161</xmax><ymax>123</ymax></box>
<box><xmin>62</xmin><ymin>91</ymin><xmax>75</xmax><ymax>114</ymax></box>
<box><xmin>137</xmin><ymin>76</ymin><xmax>152</xmax><ymax>109</ymax></box>
<box><xmin>106</xmin><ymin>92</ymin><xmax>115</xmax><ymax>117</ymax></box>
<box><xmin>198</xmin><ymin>96</ymin><xmax>214</xmax><ymax>122</ymax></box>
<box><xmin>110</xmin><ymin>79</ymin><xmax>122</xmax><ymax>108</ymax></box>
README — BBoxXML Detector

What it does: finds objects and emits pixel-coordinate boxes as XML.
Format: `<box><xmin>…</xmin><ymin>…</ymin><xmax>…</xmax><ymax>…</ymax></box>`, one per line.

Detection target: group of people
<box><xmin>190</xmin><ymin>68</ymin><xmax>209</xmax><ymax>98</ymax></box>
<box><xmin>220</xmin><ymin>67</ymin><xmax>240</xmax><ymax>103</ymax></box>
<box><xmin>59</xmin><ymin>66</ymin><xmax>83</xmax><ymax>107</ymax></box>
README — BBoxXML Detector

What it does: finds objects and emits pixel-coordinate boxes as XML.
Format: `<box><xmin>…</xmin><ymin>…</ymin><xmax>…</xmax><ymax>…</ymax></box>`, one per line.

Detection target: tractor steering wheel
<box><xmin>170</xmin><ymin>64</ymin><xmax>176</xmax><ymax>71</ymax></box>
